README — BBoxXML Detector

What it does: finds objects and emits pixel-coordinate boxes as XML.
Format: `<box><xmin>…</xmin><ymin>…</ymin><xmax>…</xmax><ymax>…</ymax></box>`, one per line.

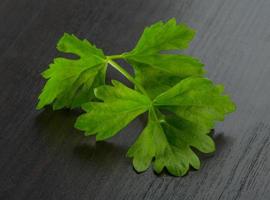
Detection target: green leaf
<box><xmin>127</xmin><ymin>109</ymin><xmax>212</xmax><ymax>176</ymax></box>
<box><xmin>154</xmin><ymin>115</ymin><xmax>214</xmax><ymax>176</ymax></box>
<box><xmin>75</xmin><ymin>80</ymin><xmax>151</xmax><ymax>141</ymax></box>
<box><xmin>128</xmin><ymin>77</ymin><xmax>235</xmax><ymax>176</ymax></box>
<box><xmin>127</xmin><ymin>109</ymin><xmax>167</xmax><ymax>172</ymax></box>
<box><xmin>154</xmin><ymin>77</ymin><xmax>236</xmax><ymax>129</ymax></box>
<box><xmin>36</xmin><ymin>18</ymin><xmax>236</xmax><ymax>177</ymax></box>
<box><xmin>128</xmin><ymin>18</ymin><xmax>196</xmax><ymax>55</ymax></box>
<box><xmin>127</xmin><ymin>55</ymin><xmax>205</xmax><ymax>99</ymax></box>
<box><xmin>124</xmin><ymin>18</ymin><xmax>204</xmax><ymax>98</ymax></box>
<box><xmin>37</xmin><ymin>33</ymin><xmax>107</xmax><ymax>110</ymax></box>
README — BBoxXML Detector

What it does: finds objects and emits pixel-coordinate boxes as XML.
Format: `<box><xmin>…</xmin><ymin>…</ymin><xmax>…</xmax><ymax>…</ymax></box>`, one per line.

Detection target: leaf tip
<box><xmin>36</xmin><ymin>102</ymin><xmax>43</xmax><ymax>110</ymax></box>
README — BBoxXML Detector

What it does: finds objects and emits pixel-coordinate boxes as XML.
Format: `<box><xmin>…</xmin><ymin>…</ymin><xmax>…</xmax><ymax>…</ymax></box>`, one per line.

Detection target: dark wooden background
<box><xmin>1</xmin><ymin>0</ymin><xmax>270</xmax><ymax>199</ymax></box>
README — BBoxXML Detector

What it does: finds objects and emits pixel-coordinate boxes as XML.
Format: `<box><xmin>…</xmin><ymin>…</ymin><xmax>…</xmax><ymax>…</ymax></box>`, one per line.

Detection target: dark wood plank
<box><xmin>0</xmin><ymin>0</ymin><xmax>270</xmax><ymax>199</ymax></box>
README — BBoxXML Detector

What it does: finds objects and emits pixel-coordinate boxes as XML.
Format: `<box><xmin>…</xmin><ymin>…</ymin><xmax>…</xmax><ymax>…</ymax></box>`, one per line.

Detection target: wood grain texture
<box><xmin>0</xmin><ymin>0</ymin><xmax>270</xmax><ymax>199</ymax></box>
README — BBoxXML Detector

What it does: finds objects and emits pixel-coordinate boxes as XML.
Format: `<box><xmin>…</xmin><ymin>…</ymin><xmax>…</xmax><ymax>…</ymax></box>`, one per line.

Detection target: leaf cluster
<box><xmin>37</xmin><ymin>18</ymin><xmax>236</xmax><ymax>176</ymax></box>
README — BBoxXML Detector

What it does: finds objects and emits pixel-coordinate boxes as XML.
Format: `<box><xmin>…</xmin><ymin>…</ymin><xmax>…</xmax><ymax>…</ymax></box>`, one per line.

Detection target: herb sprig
<box><xmin>37</xmin><ymin>18</ymin><xmax>236</xmax><ymax>176</ymax></box>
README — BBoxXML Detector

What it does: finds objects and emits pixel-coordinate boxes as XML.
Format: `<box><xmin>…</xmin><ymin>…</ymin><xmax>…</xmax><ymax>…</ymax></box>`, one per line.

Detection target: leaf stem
<box><xmin>107</xmin><ymin>59</ymin><xmax>149</xmax><ymax>97</ymax></box>
<box><xmin>106</xmin><ymin>54</ymin><xmax>124</xmax><ymax>60</ymax></box>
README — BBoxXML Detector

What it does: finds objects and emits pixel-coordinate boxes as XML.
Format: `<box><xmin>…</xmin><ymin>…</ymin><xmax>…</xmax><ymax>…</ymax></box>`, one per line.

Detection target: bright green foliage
<box><xmin>127</xmin><ymin>77</ymin><xmax>235</xmax><ymax>176</ymax></box>
<box><xmin>127</xmin><ymin>109</ymin><xmax>168</xmax><ymax>172</ymax></box>
<box><xmin>127</xmin><ymin>18</ymin><xmax>195</xmax><ymax>55</ymax></box>
<box><xmin>154</xmin><ymin>77</ymin><xmax>236</xmax><ymax>130</ymax></box>
<box><xmin>124</xmin><ymin>18</ymin><xmax>204</xmax><ymax>99</ymax></box>
<box><xmin>37</xmin><ymin>33</ymin><xmax>107</xmax><ymax>110</ymax></box>
<box><xmin>75</xmin><ymin>80</ymin><xmax>151</xmax><ymax>141</ymax></box>
<box><xmin>128</xmin><ymin>114</ymin><xmax>207</xmax><ymax>176</ymax></box>
<box><xmin>37</xmin><ymin>18</ymin><xmax>236</xmax><ymax>176</ymax></box>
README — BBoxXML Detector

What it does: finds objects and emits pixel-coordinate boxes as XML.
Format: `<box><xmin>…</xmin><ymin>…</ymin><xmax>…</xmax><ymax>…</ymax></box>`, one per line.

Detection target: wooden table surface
<box><xmin>1</xmin><ymin>0</ymin><xmax>270</xmax><ymax>199</ymax></box>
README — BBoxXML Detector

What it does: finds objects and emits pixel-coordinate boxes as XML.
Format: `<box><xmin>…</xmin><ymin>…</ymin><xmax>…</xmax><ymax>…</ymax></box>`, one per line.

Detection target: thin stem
<box><xmin>107</xmin><ymin>57</ymin><xmax>161</xmax><ymax>122</ymax></box>
<box><xmin>106</xmin><ymin>54</ymin><xmax>124</xmax><ymax>60</ymax></box>
<box><xmin>107</xmin><ymin>59</ymin><xmax>149</xmax><ymax>97</ymax></box>
<box><xmin>149</xmin><ymin>106</ymin><xmax>158</xmax><ymax>120</ymax></box>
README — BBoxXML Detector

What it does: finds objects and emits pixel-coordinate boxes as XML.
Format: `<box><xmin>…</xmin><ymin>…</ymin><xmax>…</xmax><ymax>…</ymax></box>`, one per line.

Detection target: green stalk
<box><xmin>106</xmin><ymin>59</ymin><xmax>149</xmax><ymax>98</ymax></box>
<box><xmin>106</xmin><ymin>57</ymin><xmax>161</xmax><ymax>122</ymax></box>
<box><xmin>106</xmin><ymin>54</ymin><xmax>124</xmax><ymax>60</ymax></box>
